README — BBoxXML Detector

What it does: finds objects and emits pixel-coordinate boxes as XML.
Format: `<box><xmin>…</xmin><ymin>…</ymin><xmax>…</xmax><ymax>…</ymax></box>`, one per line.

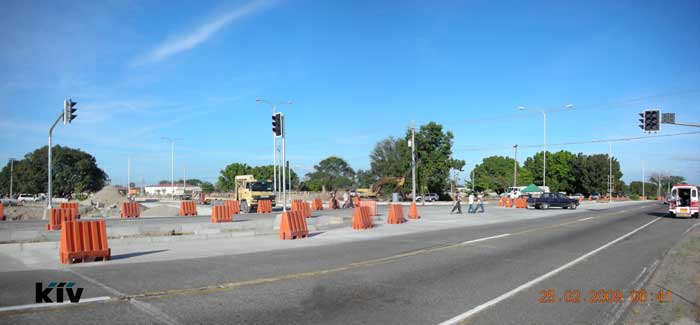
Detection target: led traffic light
<box><xmin>63</xmin><ymin>99</ymin><xmax>77</xmax><ymax>124</ymax></box>
<box><xmin>644</xmin><ymin>109</ymin><xmax>659</xmax><ymax>132</ymax></box>
<box><xmin>272</xmin><ymin>112</ymin><xmax>284</xmax><ymax>136</ymax></box>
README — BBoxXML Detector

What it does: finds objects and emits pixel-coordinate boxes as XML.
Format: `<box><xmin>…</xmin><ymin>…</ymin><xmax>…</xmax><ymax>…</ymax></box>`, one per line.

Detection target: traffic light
<box><xmin>638</xmin><ymin>112</ymin><xmax>645</xmax><ymax>131</ymax></box>
<box><xmin>644</xmin><ymin>109</ymin><xmax>659</xmax><ymax>132</ymax></box>
<box><xmin>272</xmin><ymin>112</ymin><xmax>283</xmax><ymax>136</ymax></box>
<box><xmin>63</xmin><ymin>99</ymin><xmax>77</xmax><ymax>124</ymax></box>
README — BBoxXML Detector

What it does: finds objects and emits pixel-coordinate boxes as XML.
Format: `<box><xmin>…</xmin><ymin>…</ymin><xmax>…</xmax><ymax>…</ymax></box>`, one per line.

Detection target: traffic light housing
<box><xmin>272</xmin><ymin>112</ymin><xmax>284</xmax><ymax>136</ymax></box>
<box><xmin>63</xmin><ymin>99</ymin><xmax>77</xmax><ymax>124</ymax></box>
<box><xmin>644</xmin><ymin>109</ymin><xmax>659</xmax><ymax>132</ymax></box>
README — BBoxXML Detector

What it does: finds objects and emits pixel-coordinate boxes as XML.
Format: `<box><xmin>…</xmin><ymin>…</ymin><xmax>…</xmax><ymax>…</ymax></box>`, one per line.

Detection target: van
<box><xmin>669</xmin><ymin>184</ymin><xmax>699</xmax><ymax>218</ymax></box>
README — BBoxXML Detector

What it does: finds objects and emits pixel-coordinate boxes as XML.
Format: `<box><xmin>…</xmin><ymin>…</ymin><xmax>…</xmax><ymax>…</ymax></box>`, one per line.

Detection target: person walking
<box><xmin>468</xmin><ymin>193</ymin><xmax>476</xmax><ymax>213</ymax></box>
<box><xmin>450</xmin><ymin>192</ymin><xmax>462</xmax><ymax>214</ymax></box>
<box><xmin>476</xmin><ymin>192</ymin><xmax>485</xmax><ymax>213</ymax></box>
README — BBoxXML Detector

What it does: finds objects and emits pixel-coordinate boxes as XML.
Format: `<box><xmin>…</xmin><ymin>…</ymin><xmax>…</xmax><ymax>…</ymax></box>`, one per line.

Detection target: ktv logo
<box><xmin>35</xmin><ymin>282</ymin><xmax>84</xmax><ymax>303</ymax></box>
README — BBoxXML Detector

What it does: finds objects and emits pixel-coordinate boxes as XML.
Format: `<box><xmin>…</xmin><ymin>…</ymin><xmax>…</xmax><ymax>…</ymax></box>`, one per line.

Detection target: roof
<box><xmin>521</xmin><ymin>184</ymin><xmax>543</xmax><ymax>193</ymax></box>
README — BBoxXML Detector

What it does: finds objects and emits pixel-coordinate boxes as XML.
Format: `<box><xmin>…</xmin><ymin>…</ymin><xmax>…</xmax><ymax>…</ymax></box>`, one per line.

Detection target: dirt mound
<box><xmin>141</xmin><ymin>205</ymin><xmax>180</xmax><ymax>217</ymax></box>
<box><xmin>83</xmin><ymin>186</ymin><xmax>128</xmax><ymax>208</ymax></box>
<box><xmin>3</xmin><ymin>204</ymin><xmax>45</xmax><ymax>220</ymax></box>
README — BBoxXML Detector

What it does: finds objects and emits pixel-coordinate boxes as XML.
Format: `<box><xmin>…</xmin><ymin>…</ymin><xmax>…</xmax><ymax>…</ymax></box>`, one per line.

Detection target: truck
<box><xmin>668</xmin><ymin>184</ymin><xmax>699</xmax><ymax>218</ymax></box>
<box><xmin>527</xmin><ymin>192</ymin><xmax>579</xmax><ymax>210</ymax></box>
<box><xmin>234</xmin><ymin>175</ymin><xmax>276</xmax><ymax>213</ymax></box>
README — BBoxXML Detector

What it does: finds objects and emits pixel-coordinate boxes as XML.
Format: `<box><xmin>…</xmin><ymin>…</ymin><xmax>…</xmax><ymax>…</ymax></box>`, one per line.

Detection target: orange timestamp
<box><xmin>539</xmin><ymin>289</ymin><xmax>671</xmax><ymax>304</ymax></box>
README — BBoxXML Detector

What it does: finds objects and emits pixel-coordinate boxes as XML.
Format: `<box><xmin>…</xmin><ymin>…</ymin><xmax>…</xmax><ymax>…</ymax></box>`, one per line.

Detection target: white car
<box><xmin>416</xmin><ymin>193</ymin><xmax>439</xmax><ymax>202</ymax></box>
<box><xmin>17</xmin><ymin>194</ymin><xmax>38</xmax><ymax>203</ymax></box>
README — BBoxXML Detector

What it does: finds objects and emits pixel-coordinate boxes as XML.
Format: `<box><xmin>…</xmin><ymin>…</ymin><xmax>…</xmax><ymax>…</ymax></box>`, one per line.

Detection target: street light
<box><xmin>256</xmin><ymin>98</ymin><xmax>293</xmax><ymax>202</ymax></box>
<box><xmin>9</xmin><ymin>158</ymin><xmax>15</xmax><ymax>198</ymax></box>
<box><xmin>161</xmin><ymin>137</ymin><xmax>183</xmax><ymax>200</ymax></box>
<box><xmin>516</xmin><ymin>104</ymin><xmax>574</xmax><ymax>189</ymax></box>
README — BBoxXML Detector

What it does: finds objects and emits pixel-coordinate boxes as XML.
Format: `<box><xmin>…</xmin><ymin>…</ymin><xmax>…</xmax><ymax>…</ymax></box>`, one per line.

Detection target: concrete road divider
<box><xmin>224</xmin><ymin>200</ymin><xmax>241</xmax><ymax>215</ymax></box>
<box><xmin>312</xmin><ymin>198</ymin><xmax>323</xmax><ymax>211</ymax></box>
<box><xmin>211</xmin><ymin>206</ymin><xmax>233</xmax><ymax>223</ymax></box>
<box><xmin>60</xmin><ymin>202</ymin><xmax>80</xmax><ymax>218</ymax></box>
<box><xmin>179</xmin><ymin>201</ymin><xmax>198</xmax><ymax>216</ymax></box>
<box><xmin>47</xmin><ymin>208</ymin><xmax>79</xmax><ymax>231</ymax></box>
<box><xmin>409</xmin><ymin>202</ymin><xmax>420</xmax><ymax>219</ymax></box>
<box><xmin>279</xmin><ymin>210</ymin><xmax>309</xmax><ymax>240</ymax></box>
<box><xmin>60</xmin><ymin>220</ymin><xmax>110</xmax><ymax>264</ymax></box>
<box><xmin>257</xmin><ymin>200</ymin><xmax>272</xmax><ymax>213</ymax></box>
<box><xmin>292</xmin><ymin>200</ymin><xmax>311</xmax><ymax>218</ymax></box>
<box><xmin>352</xmin><ymin>207</ymin><xmax>373</xmax><ymax>230</ymax></box>
<box><xmin>120</xmin><ymin>202</ymin><xmax>141</xmax><ymax>218</ymax></box>
<box><xmin>387</xmin><ymin>204</ymin><xmax>406</xmax><ymax>224</ymax></box>
<box><xmin>359</xmin><ymin>201</ymin><xmax>377</xmax><ymax>216</ymax></box>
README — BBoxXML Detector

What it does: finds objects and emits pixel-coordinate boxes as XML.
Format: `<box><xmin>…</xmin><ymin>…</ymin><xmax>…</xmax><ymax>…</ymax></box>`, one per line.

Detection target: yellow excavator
<box><xmin>356</xmin><ymin>177</ymin><xmax>405</xmax><ymax>199</ymax></box>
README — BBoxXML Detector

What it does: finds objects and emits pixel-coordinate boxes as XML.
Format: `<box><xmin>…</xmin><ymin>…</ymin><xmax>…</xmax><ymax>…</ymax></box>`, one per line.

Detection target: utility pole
<box><xmin>411</xmin><ymin>121</ymin><xmax>416</xmax><ymax>203</ymax></box>
<box><xmin>45</xmin><ymin>99</ymin><xmax>77</xmax><ymax>217</ymax></box>
<box><xmin>183</xmin><ymin>166</ymin><xmax>186</xmax><ymax>191</ymax></box>
<box><xmin>471</xmin><ymin>167</ymin><xmax>475</xmax><ymax>192</ymax></box>
<box><xmin>641</xmin><ymin>160</ymin><xmax>645</xmax><ymax>198</ymax></box>
<box><xmin>609</xmin><ymin>143</ymin><xmax>612</xmax><ymax>202</ymax></box>
<box><xmin>127</xmin><ymin>154</ymin><xmax>131</xmax><ymax>197</ymax></box>
<box><xmin>287</xmin><ymin>160</ymin><xmax>291</xmax><ymax>192</ymax></box>
<box><xmin>161</xmin><ymin>137</ymin><xmax>182</xmax><ymax>200</ymax></box>
<box><xmin>513</xmin><ymin>145</ymin><xmax>518</xmax><ymax>188</ymax></box>
<box><xmin>9</xmin><ymin>158</ymin><xmax>15</xmax><ymax>198</ymax></box>
<box><xmin>281</xmin><ymin>113</ymin><xmax>287</xmax><ymax>211</ymax></box>
<box><xmin>657</xmin><ymin>170</ymin><xmax>661</xmax><ymax>198</ymax></box>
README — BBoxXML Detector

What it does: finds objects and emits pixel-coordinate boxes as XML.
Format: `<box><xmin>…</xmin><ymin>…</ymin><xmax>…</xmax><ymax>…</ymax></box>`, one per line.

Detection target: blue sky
<box><xmin>1</xmin><ymin>0</ymin><xmax>699</xmax><ymax>186</ymax></box>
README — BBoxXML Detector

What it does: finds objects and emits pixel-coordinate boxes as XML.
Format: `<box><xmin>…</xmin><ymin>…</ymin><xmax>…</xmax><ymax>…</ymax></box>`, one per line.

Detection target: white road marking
<box><xmin>460</xmin><ymin>234</ymin><xmax>510</xmax><ymax>245</ymax></box>
<box><xmin>438</xmin><ymin>217</ymin><xmax>662</xmax><ymax>325</ymax></box>
<box><xmin>0</xmin><ymin>296</ymin><xmax>112</xmax><ymax>313</ymax></box>
<box><xmin>607</xmin><ymin>259</ymin><xmax>659</xmax><ymax>325</ymax></box>
<box><xmin>578</xmin><ymin>217</ymin><xmax>594</xmax><ymax>221</ymax></box>
<box><xmin>683</xmin><ymin>221</ymin><xmax>700</xmax><ymax>235</ymax></box>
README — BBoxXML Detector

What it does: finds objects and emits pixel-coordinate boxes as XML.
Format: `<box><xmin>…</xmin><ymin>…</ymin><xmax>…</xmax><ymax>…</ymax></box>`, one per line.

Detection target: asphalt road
<box><xmin>0</xmin><ymin>202</ymin><xmax>697</xmax><ymax>324</ymax></box>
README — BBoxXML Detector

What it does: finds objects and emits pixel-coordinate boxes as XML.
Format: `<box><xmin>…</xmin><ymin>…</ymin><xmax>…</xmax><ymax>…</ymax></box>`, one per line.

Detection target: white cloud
<box><xmin>133</xmin><ymin>0</ymin><xmax>273</xmax><ymax>65</ymax></box>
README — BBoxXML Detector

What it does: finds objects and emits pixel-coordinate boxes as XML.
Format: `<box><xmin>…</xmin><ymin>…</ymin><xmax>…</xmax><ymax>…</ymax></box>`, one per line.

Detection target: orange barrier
<box><xmin>359</xmin><ymin>201</ymin><xmax>377</xmax><ymax>216</ymax></box>
<box><xmin>211</xmin><ymin>205</ymin><xmax>233</xmax><ymax>223</ymax></box>
<box><xmin>353</xmin><ymin>196</ymin><xmax>361</xmax><ymax>207</ymax></box>
<box><xmin>498</xmin><ymin>197</ymin><xmax>505</xmax><ymax>207</ymax></box>
<box><xmin>311</xmin><ymin>198</ymin><xmax>323</xmax><ymax>211</ymax></box>
<box><xmin>257</xmin><ymin>200</ymin><xmax>272</xmax><ymax>213</ymax></box>
<box><xmin>60</xmin><ymin>220</ymin><xmax>110</xmax><ymax>264</ymax></box>
<box><xmin>328</xmin><ymin>198</ymin><xmax>339</xmax><ymax>209</ymax></box>
<box><xmin>179</xmin><ymin>201</ymin><xmax>198</xmax><ymax>216</ymax></box>
<box><xmin>0</xmin><ymin>204</ymin><xmax>4</xmax><ymax>221</ymax></box>
<box><xmin>578</xmin><ymin>197</ymin><xmax>583</xmax><ymax>203</ymax></box>
<box><xmin>279</xmin><ymin>210</ymin><xmax>309</xmax><ymax>240</ymax></box>
<box><xmin>656</xmin><ymin>196</ymin><xmax>663</xmax><ymax>202</ymax></box>
<box><xmin>352</xmin><ymin>207</ymin><xmax>373</xmax><ymax>230</ymax></box>
<box><xmin>59</xmin><ymin>202</ymin><xmax>80</xmax><ymax>218</ymax></box>
<box><xmin>387</xmin><ymin>204</ymin><xmax>406</xmax><ymax>224</ymax></box>
<box><xmin>224</xmin><ymin>200</ymin><xmax>241</xmax><ymax>215</ymax></box>
<box><xmin>504</xmin><ymin>198</ymin><xmax>513</xmax><ymax>208</ymax></box>
<box><xmin>291</xmin><ymin>200</ymin><xmax>311</xmax><ymax>218</ymax></box>
<box><xmin>47</xmin><ymin>208</ymin><xmax>78</xmax><ymax>231</ymax></box>
<box><xmin>120</xmin><ymin>202</ymin><xmax>140</xmax><ymax>218</ymax></box>
<box><xmin>408</xmin><ymin>202</ymin><xmax>420</xmax><ymax>219</ymax></box>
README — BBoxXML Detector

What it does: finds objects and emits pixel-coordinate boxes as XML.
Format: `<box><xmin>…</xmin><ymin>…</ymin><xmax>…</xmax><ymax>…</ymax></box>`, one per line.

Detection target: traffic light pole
<box><xmin>46</xmin><ymin>111</ymin><xmax>64</xmax><ymax>213</ymax></box>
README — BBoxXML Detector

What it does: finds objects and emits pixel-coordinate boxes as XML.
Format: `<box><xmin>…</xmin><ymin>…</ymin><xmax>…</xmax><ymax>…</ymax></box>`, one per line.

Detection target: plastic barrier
<box><xmin>47</xmin><ymin>208</ymin><xmax>79</xmax><ymax>231</ymax></box>
<box><xmin>408</xmin><ymin>202</ymin><xmax>420</xmax><ymax>219</ymax></box>
<box><xmin>224</xmin><ymin>200</ymin><xmax>241</xmax><ymax>215</ymax></box>
<box><xmin>359</xmin><ymin>201</ymin><xmax>377</xmax><ymax>216</ymax></box>
<box><xmin>179</xmin><ymin>201</ymin><xmax>198</xmax><ymax>216</ymax></box>
<box><xmin>211</xmin><ymin>205</ymin><xmax>233</xmax><ymax>223</ymax></box>
<box><xmin>291</xmin><ymin>200</ymin><xmax>311</xmax><ymax>218</ymax></box>
<box><xmin>59</xmin><ymin>202</ymin><xmax>80</xmax><ymax>218</ymax></box>
<box><xmin>353</xmin><ymin>196</ymin><xmax>361</xmax><ymax>207</ymax></box>
<box><xmin>656</xmin><ymin>196</ymin><xmax>663</xmax><ymax>202</ymax></box>
<box><xmin>279</xmin><ymin>210</ymin><xmax>309</xmax><ymax>240</ymax></box>
<box><xmin>60</xmin><ymin>220</ymin><xmax>110</xmax><ymax>264</ymax></box>
<box><xmin>352</xmin><ymin>206</ymin><xmax>373</xmax><ymax>230</ymax></box>
<box><xmin>504</xmin><ymin>198</ymin><xmax>513</xmax><ymax>208</ymax></box>
<box><xmin>498</xmin><ymin>197</ymin><xmax>505</xmax><ymax>207</ymax></box>
<box><xmin>387</xmin><ymin>204</ymin><xmax>406</xmax><ymax>224</ymax></box>
<box><xmin>0</xmin><ymin>204</ymin><xmax>4</xmax><ymax>221</ymax></box>
<box><xmin>257</xmin><ymin>200</ymin><xmax>272</xmax><ymax>213</ymax></box>
<box><xmin>328</xmin><ymin>198</ymin><xmax>339</xmax><ymax>210</ymax></box>
<box><xmin>311</xmin><ymin>198</ymin><xmax>323</xmax><ymax>211</ymax></box>
<box><xmin>120</xmin><ymin>202</ymin><xmax>141</xmax><ymax>218</ymax></box>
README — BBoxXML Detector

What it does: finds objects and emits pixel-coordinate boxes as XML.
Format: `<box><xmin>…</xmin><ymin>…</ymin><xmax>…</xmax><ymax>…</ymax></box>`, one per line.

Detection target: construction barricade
<box><xmin>0</xmin><ymin>204</ymin><xmax>4</xmax><ymax>221</ymax></box>
<box><xmin>498</xmin><ymin>197</ymin><xmax>505</xmax><ymax>207</ymax></box>
<box><xmin>47</xmin><ymin>208</ymin><xmax>79</xmax><ymax>231</ymax></box>
<box><xmin>211</xmin><ymin>205</ymin><xmax>233</xmax><ymax>223</ymax></box>
<box><xmin>291</xmin><ymin>200</ymin><xmax>311</xmax><ymax>218</ymax></box>
<box><xmin>387</xmin><ymin>204</ymin><xmax>406</xmax><ymax>224</ymax></box>
<box><xmin>311</xmin><ymin>198</ymin><xmax>323</xmax><ymax>211</ymax></box>
<box><xmin>179</xmin><ymin>201</ymin><xmax>198</xmax><ymax>216</ymax></box>
<box><xmin>408</xmin><ymin>202</ymin><xmax>420</xmax><ymax>219</ymax></box>
<box><xmin>504</xmin><ymin>198</ymin><xmax>513</xmax><ymax>208</ymax></box>
<box><xmin>120</xmin><ymin>202</ymin><xmax>141</xmax><ymax>218</ymax></box>
<box><xmin>257</xmin><ymin>200</ymin><xmax>272</xmax><ymax>213</ymax></box>
<box><xmin>224</xmin><ymin>200</ymin><xmax>241</xmax><ymax>215</ymax></box>
<box><xmin>352</xmin><ymin>206</ymin><xmax>373</xmax><ymax>230</ymax></box>
<box><xmin>60</xmin><ymin>220</ymin><xmax>110</xmax><ymax>264</ymax></box>
<box><xmin>359</xmin><ymin>201</ymin><xmax>377</xmax><ymax>216</ymax></box>
<box><xmin>279</xmin><ymin>210</ymin><xmax>309</xmax><ymax>240</ymax></box>
<box><xmin>353</xmin><ymin>196</ymin><xmax>361</xmax><ymax>207</ymax></box>
<box><xmin>60</xmin><ymin>202</ymin><xmax>80</xmax><ymax>218</ymax></box>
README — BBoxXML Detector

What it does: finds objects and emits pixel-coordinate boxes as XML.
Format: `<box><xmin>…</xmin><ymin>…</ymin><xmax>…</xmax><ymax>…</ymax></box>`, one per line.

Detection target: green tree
<box><xmin>570</xmin><ymin>153</ymin><xmax>623</xmax><ymax>195</ymax></box>
<box><xmin>305</xmin><ymin>156</ymin><xmax>355</xmax><ymax>191</ymax></box>
<box><xmin>523</xmin><ymin>150</ymin><xmax>577</xmax><ymax>193</ymax></box>
<box><xmin>200</xmin><ymin>182</ymin><xmax>215</xmax><ymax>194</ymax></box>
<box><xmin>628</xmin><ymin>181</ymin><xmax>658</xmax><ymax>197</ymax></box>
<box><xmin>217</xmin><ymin>163</ymin><xmax>251</xmax><ymax>191</ymax></box>
<box><xmin>355</xmin><ymin>169</ymin><xmax>376</xmax><ymax>188</ymax></box>
<box><xmin>408</xmin><ymin>122</ymin><xmax>464</xmax><ymax>195</ymax></box>
<box><xmin>370</xmin><ymin>137</ymin><xmax>410</xmax><ymax>178</ymax></box>
<box><xmin>471</xmin><ymin>156</ymin><xmax>532</xmax><ymax>192</ymax></box>
<box><xmin>0</xmin><ymin>145</ymin><xmax>108</xmax><ymax>195</ymax></box>
<box><xmin>648</xmin><ymin>174</ymin><xmax>685</xmax><ymax>196</ymax></box>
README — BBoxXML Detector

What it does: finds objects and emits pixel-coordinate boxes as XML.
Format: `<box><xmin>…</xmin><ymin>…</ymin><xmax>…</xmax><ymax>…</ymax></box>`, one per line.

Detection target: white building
<box><xmin>144</xmin><ymin>185</ymin><xmax>202</xmax><ymax>196</ymax></box>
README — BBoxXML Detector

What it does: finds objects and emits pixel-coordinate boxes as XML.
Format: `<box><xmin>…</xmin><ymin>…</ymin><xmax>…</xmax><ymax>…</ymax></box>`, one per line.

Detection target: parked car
<box><xmin>569</xmin><ymin>193</ymin><xmax>584</xmax><ymax>200</ymax></box>
<box><xmin>589</xmin><ymin>192</ymin><xmax>601</xmax><ymax>200</ymax></box>
<box><xmin>416</xmin><ymin>193</ymin><xmax>439</xmax><ymax>202</ymax></box>
<box><xmin>17</xmin><ymin>194</ymin><xmax>38</xmax><ymax>203</ymax></box>
<box><xmin>527</xmin><ymin>192</ymin><xmax>579</xmax><ymax>210</ymax></box>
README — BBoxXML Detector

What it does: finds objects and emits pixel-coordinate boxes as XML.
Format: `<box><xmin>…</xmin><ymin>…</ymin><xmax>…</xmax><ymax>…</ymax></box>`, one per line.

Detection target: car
<box><xmin>416</xmin><ymin>193</ymin><xmax>439</xmax><ymax>202</ymax></box>
<box><xmin>527</xmin><ymin>192</ymin><xmax>579</xmax><ymax>210</ymax></box>
<box><xmin>17</xmin><ymin>194</ymin><xmax>38</xmax><ymax>203</ymax></box>
<box><xmin>569</xmin><ymin>193</ymin><xmax>584</xmax><ymax>200</ymax></box>
<box><xmin>589</xmin><ymin>192</ymin><xmax>601</xmax><ymax>200</ymax></box>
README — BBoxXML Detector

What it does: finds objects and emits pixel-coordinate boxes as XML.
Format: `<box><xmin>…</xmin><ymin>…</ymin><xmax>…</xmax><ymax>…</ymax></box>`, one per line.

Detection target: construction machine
<box><xmin>235</xmin><ymin>175</ymin><xmax>276</xmax><ymax>213</ymax></box>
<box><xmin>355</xmin><ymin>177</ymin><xmax>405</xmax><ymax>200</ymax></box>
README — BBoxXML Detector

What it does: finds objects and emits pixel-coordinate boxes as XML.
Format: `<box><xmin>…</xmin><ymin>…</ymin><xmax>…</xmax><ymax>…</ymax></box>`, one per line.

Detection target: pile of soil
<box><xmin>141</xmin><ymin>205</ymin><xmax>180</xmax><ymax>217</ymax></box>
<box><xmin>82</xmin><ymin>186</ymin><xmax>128</xmax><ymax>208</ymax></box>
<box><xmin>3</xmin><ymin>204</ymin><xmax>46</xmax><ymax>221</ymax></box>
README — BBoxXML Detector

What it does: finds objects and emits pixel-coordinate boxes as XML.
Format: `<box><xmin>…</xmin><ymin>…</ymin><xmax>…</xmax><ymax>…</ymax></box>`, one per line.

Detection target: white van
<box><xmin>669</xmin><ymin>184</ymin><xmax>699</xmax><ymax>218</ymax></box>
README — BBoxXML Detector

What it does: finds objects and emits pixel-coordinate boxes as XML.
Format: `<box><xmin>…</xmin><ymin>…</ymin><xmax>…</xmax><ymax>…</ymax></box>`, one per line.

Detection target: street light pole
<box><xmin>162</xmin><ymin>137</ymin><xmax>182</xmax><ymax>200</ymax></box>
<box><xmin>47</xmin><ymin>112</ymin><xmax>64</xmax><ymax>210</ymax></box>
<box><xmin>257</xmin><ymin>99</ymin><xmax>292</xmax><ymax>203</ymax></box>
<box><xmin>513</xmin><ymin>145</ymin><xmax>518</xmax><ymax>188</ymax></box>
<box><xmin>127</xmin><ymin>154</ymin><xmax>131</xmax><ymax>197</ymax></box>
<box><xmin>411</xmin><ymin>121</ymin><xmax>416</xmax><ymax>203</ymax></box>
<box><xmin>9</xmin><ymin>158</ymin><xmax>15</xmax><ymax>198</ymax></box>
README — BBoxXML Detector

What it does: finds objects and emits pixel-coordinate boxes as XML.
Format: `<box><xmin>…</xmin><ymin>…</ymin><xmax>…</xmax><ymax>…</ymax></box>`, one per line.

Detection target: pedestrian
<box><xmin>477</xmin><ymin>192</ymin><xmax>485</xmax><ymax>213</ymax></box>
<box><xmin>468</xmin><ymin>193</ymin><xmax>476</xmax><ymax>213</ymax></box>
<box><xmin>450</xmin><ymin>192</ymin><xmax>462</xmax><ymax>214</ymax></box>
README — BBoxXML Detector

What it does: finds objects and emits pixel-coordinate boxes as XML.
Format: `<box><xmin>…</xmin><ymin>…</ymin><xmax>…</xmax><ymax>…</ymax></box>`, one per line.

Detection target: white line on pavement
<box><xmin>0</xmin><ymin>296</ymin><xmax>112</xmax><ymax>313</ymax></box>
<box><xmin>578</xmin><ymin>217</ymin><xmax>594</xmax><ymax>221</ymax></box>
<box><xmin>460</xmin><ymin>234</ymin><xmax>510</xmax><ymax>245</ymax></box>
<box><xmin>683</xmin><ymin>221</ymin><xmax>700</xmax><ymax>235</ymax></box>
<box><xmin>438</xmin><ymin>217</ymin><xmax>662</xmax><ymax>325</ymax></box>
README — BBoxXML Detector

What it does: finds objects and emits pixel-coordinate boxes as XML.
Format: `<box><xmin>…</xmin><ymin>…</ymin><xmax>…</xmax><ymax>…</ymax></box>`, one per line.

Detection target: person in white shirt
<box><xmin>468</xmin><ymin>193</ymin><xmax>475</xmax><ymax>213</ymax></box>
<box><xmin>476</xmin><ymin>192</ymin><xmax>485</xmax><ymax>213</ymax></box>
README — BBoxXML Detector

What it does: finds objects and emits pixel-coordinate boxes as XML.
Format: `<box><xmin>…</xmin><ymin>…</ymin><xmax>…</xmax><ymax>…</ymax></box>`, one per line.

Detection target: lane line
<box><xmin>0</xmin><ymin>296</ymin><xmax>112</xmax><ymax>313</ymax></box>
<box><xmin>578</xmin><ymin>217</ymin><xmax>594</xmax><ymax>221</ymax></box>
<box><xmin>461</xmin><ymin>234</ymin><xmax>510</xmax><ymax>245</ymax></box>
<box><xmin>682</xmin><ymin>221</ymin><xmax>700</xmax><ymax>235</ymax></box>
<box><xmin>437</xmin><ymin>217</ymin><xmax>662</xmax><ymax>325</ymax></box>
<box><xmin>607</xmin><ymin>259</ymin><xmax>659</xmax><ymax>325</ymax></box>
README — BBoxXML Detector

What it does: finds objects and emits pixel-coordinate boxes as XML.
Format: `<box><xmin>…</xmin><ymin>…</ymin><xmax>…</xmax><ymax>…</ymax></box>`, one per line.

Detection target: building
<box><xmin>144</xmin><ymin>184</ymin><xmax>202</xmax><ymax>196</ymax></box>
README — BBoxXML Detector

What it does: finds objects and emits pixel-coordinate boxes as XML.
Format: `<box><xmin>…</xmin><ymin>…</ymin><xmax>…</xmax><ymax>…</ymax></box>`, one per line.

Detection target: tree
<box><xmin>355</xmin><ymin>169</ymin><xmax>375</xmax><ymax>188</ymax></box>
<box><xmin>472</xmin><ymin>156</ymin><xmax>532</xmax><ymax>192</ymax></box>
<box><xmin>0</xmin><ymin>145</ymin><xmax>108</xmax><ymax>195</ymax></box>
<box><xmin>305</xmin><ymin>156</ymin><xmax>355</xmax><ymax>191</ymax></box>
<box><xmin>628</xmin><ymin>181</ymin><xmax>658</xmax><ymax>197</ymax></box>
<box><xmin>370</xmin><ymin>137</ymin><xmax>410</xmax><ymax>178</ymax></box>
<box><xmin>570</xmin><ymin>153</ymin><xmax>623</xmax><ymax>195</ymax></box>
<box><xmin>523</xmin><ymin>151</ymin><xmax>577</xmax><ymax>193</ymax></box>
<box><xmin>408</xmin><ymin>122</ymin><xmax>464</xmax><ymax>195</ymax></box>
<box><xmin>200</xmin><ymin>182</ymin><xmax>215</xmax><ymax>194</ymax></box>
<box><xmin>648</xmin><ymin>174</ymin><xmax>685</xmax><ymax>195</ymax></box>
<box><xmin>216</xmin><ymin>163</ymin><xmax>300</xmax><ymax>192</ymax></box>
